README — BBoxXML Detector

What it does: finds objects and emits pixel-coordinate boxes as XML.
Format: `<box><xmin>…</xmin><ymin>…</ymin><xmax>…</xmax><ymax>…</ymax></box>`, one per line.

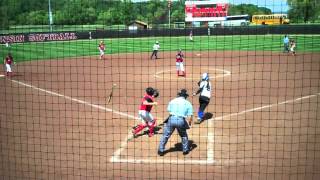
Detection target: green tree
<box><xmin>287</xmin><ymin>0</ymin><xmax>319</xmax><ymax>23</ymax></box>
<box><xmin>0</xmin><ymin>3</ymin><xmax>9</xmax><ymax>29</ymax></box>
<box><xmin>228</xmin><ymin>4</ymin><xmax>272</xmax><ymax>16</ymax></box>
<box><xmin>145</xmin><ymin>0</ymin><xmax>167</xmax><ymax>25</ymax></box>
<box><xmin>118</xmin><ymin>1</ymin><xmax>137</xmax><ymax>25</ymax></box>
<box><xmin>171</xmin><ymin>0</ymin><xmax>185</xmax><ymax>22</ymax></box>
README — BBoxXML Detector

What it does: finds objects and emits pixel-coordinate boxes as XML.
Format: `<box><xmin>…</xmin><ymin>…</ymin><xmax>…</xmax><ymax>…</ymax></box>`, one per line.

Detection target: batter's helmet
<box><xmin>202</xmin><ymin>73</ymin><xmax>209</xmax><ymax>81</ymax></box>
<box><xmin>153</xmin><ymin>89</ymin><xmax>159</xmax><ymax>98</ymax></box>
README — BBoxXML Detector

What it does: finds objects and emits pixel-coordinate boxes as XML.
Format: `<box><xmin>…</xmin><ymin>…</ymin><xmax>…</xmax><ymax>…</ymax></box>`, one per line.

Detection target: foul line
<box><xmin>4</xmin><ymin>77</ymin><xmax>319</xmax><ymax>165</ymax></box>
<box><xmin>9</xmin><ymin>79</ymin><xmax>139</xmax><ymax>120</ymax></box>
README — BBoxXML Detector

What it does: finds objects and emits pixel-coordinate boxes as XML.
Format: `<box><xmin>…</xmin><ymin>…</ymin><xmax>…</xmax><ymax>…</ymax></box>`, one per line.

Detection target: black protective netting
<box><xmin>0</xmin><ymin>0</ymin><xmax>320</xmax><ymax>179</ymax></box>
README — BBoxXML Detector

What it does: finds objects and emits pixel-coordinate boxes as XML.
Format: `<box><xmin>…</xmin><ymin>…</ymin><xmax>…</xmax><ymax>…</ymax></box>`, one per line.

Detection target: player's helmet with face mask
<box><xmin>146</xmin><ymin>87</ymin><xmax>155</xmax><ymax>96</ymax></box>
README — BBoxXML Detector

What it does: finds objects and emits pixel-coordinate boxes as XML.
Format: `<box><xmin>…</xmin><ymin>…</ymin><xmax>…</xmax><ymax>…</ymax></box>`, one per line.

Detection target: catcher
<box><xmin>132</xmin><ymin>87</ymin><xmax>159</xmax><ymax>137</ymax></box>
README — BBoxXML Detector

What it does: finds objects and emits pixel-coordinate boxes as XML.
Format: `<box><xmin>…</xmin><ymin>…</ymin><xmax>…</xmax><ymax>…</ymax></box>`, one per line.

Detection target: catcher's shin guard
<box><xmin>132</xmin><ymin>124</ymin><xmax>147</xmax><ymax>135</ymax></box>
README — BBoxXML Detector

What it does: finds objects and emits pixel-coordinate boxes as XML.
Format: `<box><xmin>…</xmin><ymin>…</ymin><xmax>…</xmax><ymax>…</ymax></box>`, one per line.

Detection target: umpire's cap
<box><xmin>177</xmin><ymin>89</ymin><xmax>189</xmax><ymax>98</ymax></box>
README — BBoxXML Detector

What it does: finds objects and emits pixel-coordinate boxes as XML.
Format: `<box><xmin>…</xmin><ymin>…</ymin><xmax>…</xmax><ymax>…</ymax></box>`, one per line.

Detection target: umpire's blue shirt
<box><xmin>167</xmin><ymin>97</ymin><xmax>193</xmax><ymax>118</ymax></box>
<box><xmin>283</xmin><ymin>37</ymin><xmax>289</xmax><ymax>44</ymax></box>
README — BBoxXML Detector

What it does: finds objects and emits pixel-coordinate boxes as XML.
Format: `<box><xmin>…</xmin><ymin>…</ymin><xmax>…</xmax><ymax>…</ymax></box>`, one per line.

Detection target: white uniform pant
<box><xmin>176</xmin><ymin>62</ymin><xmax>184</xmax><ymax>72</ymax></box>
<box><xmin>138</xmin><ymin>110</ymin><xmax>154</xmax><ymax>125</ymax></box>
<box><xmin>99</xmin><ymin>49</ymin><xmax>105</xmax><ymax>56</ymax></box>
<box><xmin>5</xmin><ymin>64</ymin><xmax>12</xmax><ymax>73</ymax></box>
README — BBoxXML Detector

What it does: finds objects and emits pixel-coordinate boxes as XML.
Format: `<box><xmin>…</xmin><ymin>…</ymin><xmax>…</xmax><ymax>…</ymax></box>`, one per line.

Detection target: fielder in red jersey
<box><xmin>4</xmin><ymin>53</ymin><xmax>14</xmax><ymax>77</ymax></box>
<box><xmin>176</xmin><ymin>49</ymin><xmax>185</xmax><ymax>77</ymax></box>
<box><xmin>98</xmin><ymin>41</ymin><xmax>106</xmax><ymax>60</ymax></box>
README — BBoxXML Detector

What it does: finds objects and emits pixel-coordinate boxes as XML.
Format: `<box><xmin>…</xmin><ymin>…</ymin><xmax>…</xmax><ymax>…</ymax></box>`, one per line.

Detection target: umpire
<box><xmin>158</xmin><ymin>89</ymin><xmax>194</xmax><ymax>156</ymax></box>
<box><xmin>193</xmin><ymin>73</ymin><xmax>212</xmax><ymax>124</ymax></box>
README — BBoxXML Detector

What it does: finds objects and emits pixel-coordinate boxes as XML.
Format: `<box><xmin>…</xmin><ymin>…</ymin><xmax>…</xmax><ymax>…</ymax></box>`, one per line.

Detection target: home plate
<box><xmin>196</xmin><ymin>53</ymin><xmax>201</xmax><ymax>56</ymax></box>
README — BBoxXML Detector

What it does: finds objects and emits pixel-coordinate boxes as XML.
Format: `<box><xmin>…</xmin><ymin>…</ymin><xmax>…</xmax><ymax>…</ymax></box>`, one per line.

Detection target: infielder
<box><xmin>98</xmin><ymin>41</ymin><xmax>106</xmax><ymax>60</ymax></box>
<box><xmin>132</xmin><ymin>87</ymin><xmax>159</xmax><ymax>137</ymax></box>
<box><xmin>176</xmin><ymin>49</ymin><xmax>185</xmax><ymax>77</ymax></box>
<box><xmin>193</xmin><ymin>73</ymin><xmax>212</xmax><ymax>124</ymax></box>
<box><xmin>4</xmin><ymin>53</ymin><xmax>15</xmax><ymax>77</ymax></box>
<box><xmin>290</xmin><ymin>39</ymin><xmax>296</xmax><ymax>56</ymax></box>
<box><xmin>189</xmin><ymin>30</ymin><xmax>193</xmax><ymax>42</ymax></box>
<box><xmin>150</xmin><ymin>41</ymin><xmax>160</xmax><ymax>59</ymax></box>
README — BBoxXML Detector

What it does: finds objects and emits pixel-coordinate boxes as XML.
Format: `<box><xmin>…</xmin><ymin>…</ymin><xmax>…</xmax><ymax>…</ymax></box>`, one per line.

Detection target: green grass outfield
<box><xmin>1</xmin><ymin>34</ymin><xmax>320</xmax><ymax>63</ymax></box>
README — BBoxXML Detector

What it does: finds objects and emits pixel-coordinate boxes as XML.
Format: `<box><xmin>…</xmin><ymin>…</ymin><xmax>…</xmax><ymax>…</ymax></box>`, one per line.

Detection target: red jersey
<box><xmin>139</xmin><ymin>94</ymin><xmax>154</xmax><ymax>112</ymax></box>
<box><xmin>5</xmin><ymin>56</ymin><xmax>13</xmax><ymax>65</ymax></box>
<box><xmin>176</xmin><ymin>53</ymin><xmax>183</xmax><ymax>63</ymax></box>
<box><xmin>98</xmin><ymin>43</ymin><xmax>105</xmax><ymax>51</ymax></box>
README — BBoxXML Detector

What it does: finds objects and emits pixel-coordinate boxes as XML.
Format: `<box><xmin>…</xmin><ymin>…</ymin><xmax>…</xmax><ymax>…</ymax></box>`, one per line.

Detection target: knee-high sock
<box><xmin>198</xmin><ymin>110</ymin><xmax>204</xmax><ymax>119</ymax></box>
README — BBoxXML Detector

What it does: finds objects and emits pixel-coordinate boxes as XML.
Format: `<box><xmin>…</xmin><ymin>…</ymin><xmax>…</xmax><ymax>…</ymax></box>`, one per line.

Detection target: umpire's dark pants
<box><xmin>151</xmin><ymin>50</ymin><xmax>158</xmax><ymax>59</ymax></box>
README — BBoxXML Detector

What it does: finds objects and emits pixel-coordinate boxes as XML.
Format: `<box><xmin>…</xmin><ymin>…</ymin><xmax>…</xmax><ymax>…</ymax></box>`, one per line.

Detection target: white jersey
<box><xmin>199</xmin><ymin>80</ymin><xmax>211</xmax><ymax>98</ymax></box>
<box><xmin>153</xmin><ymin>44</ymin><xmax>160</xmax><ymax>51</ymax></box>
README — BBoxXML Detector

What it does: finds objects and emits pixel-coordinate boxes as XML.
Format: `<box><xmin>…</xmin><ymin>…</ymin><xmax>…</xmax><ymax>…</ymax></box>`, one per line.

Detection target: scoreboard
<box><xmin>185</xmin><ymin>0</ymin><xmax>229</xmax><ymax>22</ymax></box>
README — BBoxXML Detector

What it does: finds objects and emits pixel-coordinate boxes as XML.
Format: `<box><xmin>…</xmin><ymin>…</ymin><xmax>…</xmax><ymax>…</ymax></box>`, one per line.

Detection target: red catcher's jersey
<box><xmin>176</xmin><ymin>53</ymin><xmax>183</xmax><ymax>63</ymax></box>
<box><xmin>139</xmin><ymin>94</ymin><xmax>154</xmax><ymax>112</ymax></box>
<box><xmin>5</xmin><ymin>56</ymin><xmax>13</xmax><ymax>65</ymax></box>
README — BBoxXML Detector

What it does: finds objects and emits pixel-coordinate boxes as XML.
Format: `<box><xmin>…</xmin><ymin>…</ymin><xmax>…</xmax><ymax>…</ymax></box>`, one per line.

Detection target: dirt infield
<box><xmin>1</xmin><ymin>51</ymin><xmax>320</xmax><ymax>180</ymax></box>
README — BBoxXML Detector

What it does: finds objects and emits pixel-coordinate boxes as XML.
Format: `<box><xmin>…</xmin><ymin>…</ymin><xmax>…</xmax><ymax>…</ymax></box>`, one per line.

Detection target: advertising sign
<box><xmin>185</xmin><ymin>0</ymin><xmax>229</xmax><ymax>22</ymax></box>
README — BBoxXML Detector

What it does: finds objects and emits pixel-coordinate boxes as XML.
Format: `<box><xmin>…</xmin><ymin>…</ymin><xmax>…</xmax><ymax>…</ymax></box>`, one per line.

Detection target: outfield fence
<box><xmin>1</xmin><ymin>25</ymin><xmax>320</xmax><ymax>44</ymax></box>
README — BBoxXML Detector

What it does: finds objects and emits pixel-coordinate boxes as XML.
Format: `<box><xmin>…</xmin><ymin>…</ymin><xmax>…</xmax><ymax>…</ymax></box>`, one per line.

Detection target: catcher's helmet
<box><xmin>153</xmin><ymin>89</ymin><xmax>159</xmax><ymax>98</ymax></box>
<box><xmin>146</xmin><ymin>87</ymin><xmax>155</xmax><ymax>96</ymax></box>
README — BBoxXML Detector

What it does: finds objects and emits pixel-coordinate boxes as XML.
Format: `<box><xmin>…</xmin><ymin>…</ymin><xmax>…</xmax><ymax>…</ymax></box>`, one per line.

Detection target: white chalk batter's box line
<box><xmin>2</xmin><ymin>76</ymin><xmax>319</xmax><ymax>165</ymax></box>
<box><xmin>110</xmin><ymin>92</ymin><xmax>320</xmax><ymax>164</ymax></box>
